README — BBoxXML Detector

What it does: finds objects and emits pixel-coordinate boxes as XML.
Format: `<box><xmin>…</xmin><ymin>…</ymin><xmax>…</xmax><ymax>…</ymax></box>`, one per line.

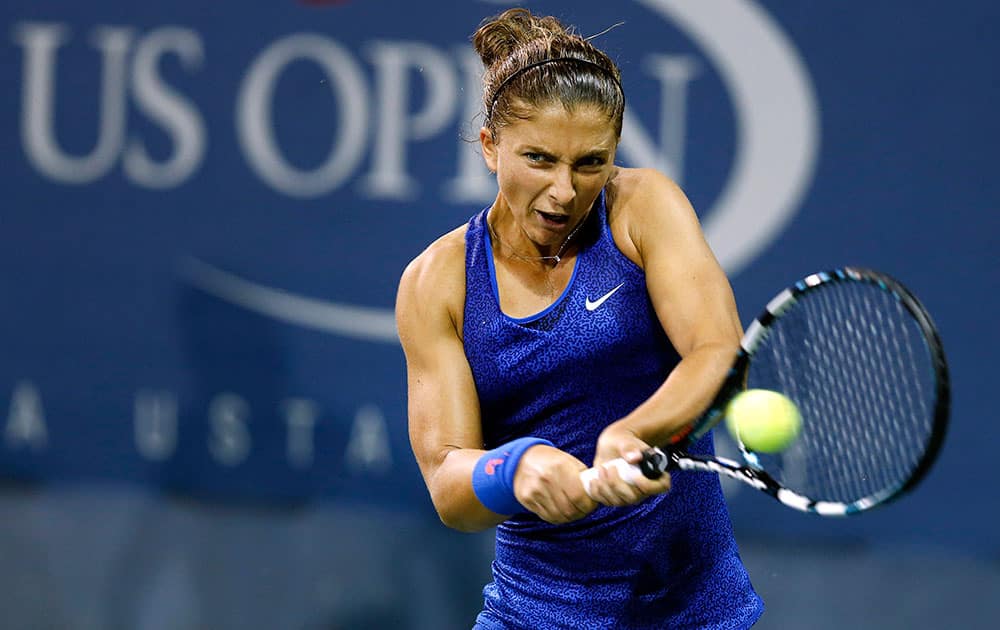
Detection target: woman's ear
<box><xmin>480</xmin><ymin>127</ymin><xmax>498</xmax><ymax>174</ymax></box>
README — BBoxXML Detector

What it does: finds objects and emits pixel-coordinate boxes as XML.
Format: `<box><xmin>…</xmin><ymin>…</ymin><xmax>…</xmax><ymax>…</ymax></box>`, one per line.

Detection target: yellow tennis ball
<box><xmin>725</xmin><ymin>389</ymin><xmax>801</xmax><ymax>453</ymax></box>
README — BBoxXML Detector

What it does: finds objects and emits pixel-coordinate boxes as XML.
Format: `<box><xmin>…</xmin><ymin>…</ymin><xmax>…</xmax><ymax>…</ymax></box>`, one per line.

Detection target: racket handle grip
<box><xmin>579</xmin><ymin>448</ymin><xmax>669</xmax><ymax>499</ymax></box>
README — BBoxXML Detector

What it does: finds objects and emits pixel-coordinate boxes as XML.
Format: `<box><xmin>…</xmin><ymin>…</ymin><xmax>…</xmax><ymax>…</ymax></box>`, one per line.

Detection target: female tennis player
<box><xmin>395</xmin><ymin>8</ymin><xmax>763</xmax><ymax>628</ymax></box>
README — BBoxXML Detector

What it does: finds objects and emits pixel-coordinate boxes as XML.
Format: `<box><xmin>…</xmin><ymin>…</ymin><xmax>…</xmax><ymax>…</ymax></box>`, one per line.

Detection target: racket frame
<box><xmin>636</xmin><ymin>267</ymin><xmax>950</xmax><ymax>516</ymax></box>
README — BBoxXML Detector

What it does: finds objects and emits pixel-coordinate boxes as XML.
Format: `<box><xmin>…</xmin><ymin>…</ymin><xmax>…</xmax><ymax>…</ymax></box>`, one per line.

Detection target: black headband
<box><xmin>486</xmin><ymin>57</ymin><xmax>624</xmax><ymax>123</ymax></box>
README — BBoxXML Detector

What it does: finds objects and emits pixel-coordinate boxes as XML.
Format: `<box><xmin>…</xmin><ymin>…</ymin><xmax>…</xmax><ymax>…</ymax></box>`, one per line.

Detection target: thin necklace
<box><xmin>489</xmin><ymin>210</ymin><xmax>591</xmax><ymax>267</ymax></box>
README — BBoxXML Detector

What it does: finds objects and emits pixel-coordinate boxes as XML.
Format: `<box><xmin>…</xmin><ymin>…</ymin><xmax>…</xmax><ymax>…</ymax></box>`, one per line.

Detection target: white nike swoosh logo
<box><xmin>179</xmin><ymin>256</ymin><xmax>399</xmax><ymax>344</ymax></box>
<box><xmin>585</xmin><ymin>282</ymin><xmax>625</xmax><ymax>311</ymax></box>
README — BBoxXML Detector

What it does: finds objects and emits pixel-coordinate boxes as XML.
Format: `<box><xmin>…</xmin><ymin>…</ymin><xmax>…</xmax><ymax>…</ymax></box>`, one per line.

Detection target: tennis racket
<box><xmin>579</xmin><ymin>267</ymin><xmax>950</xmax><ymax>516</ymax></box>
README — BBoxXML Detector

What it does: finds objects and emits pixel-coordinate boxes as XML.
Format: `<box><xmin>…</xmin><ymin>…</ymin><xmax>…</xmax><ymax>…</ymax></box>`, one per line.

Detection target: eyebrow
<box><xmin>521</xmin><ymin>145</ymin><xmax>613</xmax><ymax>161</ymax></box>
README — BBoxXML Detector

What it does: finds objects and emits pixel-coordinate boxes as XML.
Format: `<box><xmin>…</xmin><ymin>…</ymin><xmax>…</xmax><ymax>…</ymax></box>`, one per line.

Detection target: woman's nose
<box><xmin>548</xmin><ymin>166</ymin><xmax>576</xmax><ymax>205</ymax></box>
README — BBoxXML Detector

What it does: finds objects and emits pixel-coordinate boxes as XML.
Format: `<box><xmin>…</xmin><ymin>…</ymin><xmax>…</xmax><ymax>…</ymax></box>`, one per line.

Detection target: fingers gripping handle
<box><xmin>579</xmin><ymin>448</ymin><xmax>669</xmax><ymax>499</ymax></box>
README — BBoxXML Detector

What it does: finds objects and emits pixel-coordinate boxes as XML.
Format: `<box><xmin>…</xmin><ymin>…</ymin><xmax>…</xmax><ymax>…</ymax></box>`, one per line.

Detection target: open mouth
<box><xmin>536</xmin><ymin>210</ymin><xmax>570</xmax><ymax>226</ymax></box>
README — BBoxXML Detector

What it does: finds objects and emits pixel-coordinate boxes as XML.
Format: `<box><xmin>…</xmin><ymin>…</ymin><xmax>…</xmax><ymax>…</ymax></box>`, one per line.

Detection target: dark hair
<box><xmin>472</xmin><ymin>8</ymin><xmax>624</xmax><ymax>137</ymax></box>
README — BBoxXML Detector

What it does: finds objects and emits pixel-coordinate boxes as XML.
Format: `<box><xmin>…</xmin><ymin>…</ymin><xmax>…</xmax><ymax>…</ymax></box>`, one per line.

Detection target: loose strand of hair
<box><xmin>586</xmin><ymin>21</ymin><xmax>626</xmax><ymax>42</ymax></box>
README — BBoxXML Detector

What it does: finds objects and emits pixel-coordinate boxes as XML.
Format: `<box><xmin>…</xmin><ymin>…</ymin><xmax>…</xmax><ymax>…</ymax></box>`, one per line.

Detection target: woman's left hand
<box><xmin>588</xmin><ymin>423</ymin><xmax>672</xmax><ymax>506</ymax></box>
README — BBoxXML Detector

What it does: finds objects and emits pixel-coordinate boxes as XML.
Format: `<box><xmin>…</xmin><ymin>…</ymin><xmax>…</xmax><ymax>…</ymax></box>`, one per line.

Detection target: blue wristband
<box><xmin>471</xmin><ymin>437</ymin><xmax>554</xmax><ymax>515</ymax></box>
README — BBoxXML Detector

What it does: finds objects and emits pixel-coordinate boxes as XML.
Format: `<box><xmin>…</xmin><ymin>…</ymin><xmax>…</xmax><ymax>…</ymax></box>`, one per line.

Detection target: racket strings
<box><xmin>746</xmin><ymin>281</ymin><xmax>936</xmax><ymax>506</ymax></box>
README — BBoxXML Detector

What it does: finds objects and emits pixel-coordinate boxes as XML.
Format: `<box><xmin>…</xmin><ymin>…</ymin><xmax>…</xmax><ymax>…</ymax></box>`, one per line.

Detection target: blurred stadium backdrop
<box><xmin>2</xmin><ymin>1</ymin><xmax>998</xmax><ymax>628</ymax></box>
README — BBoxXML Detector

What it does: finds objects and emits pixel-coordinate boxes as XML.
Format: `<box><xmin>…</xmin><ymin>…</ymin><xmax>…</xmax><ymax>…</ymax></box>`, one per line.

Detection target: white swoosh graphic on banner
<box><xmin>179</xmin><ymin>257</ymin><xmax>400</xmax><ymax>344</ymax></box>
<box><xmin>636</xmin><ymin>0</ymin><xmax>819</xmax><ymax>274</ymax></box>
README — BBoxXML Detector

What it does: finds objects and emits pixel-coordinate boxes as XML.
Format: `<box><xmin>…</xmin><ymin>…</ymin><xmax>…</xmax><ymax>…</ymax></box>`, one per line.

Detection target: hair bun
<box><xmin>473</xmin><ymin>8</ymin><xmax>570</xmax><ymax>68</ymax></box>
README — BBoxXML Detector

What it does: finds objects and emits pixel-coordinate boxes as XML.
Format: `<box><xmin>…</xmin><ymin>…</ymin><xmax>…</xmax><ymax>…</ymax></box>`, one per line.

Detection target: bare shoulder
<box><xmin>396</xmin><ymin>224</ymin><xmax>468</xmax><ymax>339</ymax></box>
<box><xmin>605</xmin><ymin>167</ymin><xmax>702</xmax><ymax>265</ymax></box>
<box><xmin>606</xmin><ymin>167</ymin><xmax>691</xmax><ymax>222</ymax></box>
<box><xmin>399</xmin><ymin>225</ymin><xmax>467</xmax><ymax>285</ymax></box>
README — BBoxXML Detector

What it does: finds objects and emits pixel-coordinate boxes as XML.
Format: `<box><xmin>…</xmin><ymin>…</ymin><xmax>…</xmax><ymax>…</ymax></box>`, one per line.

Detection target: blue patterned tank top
<box><xmin>464</xmin><ymin>192</ymin><xmax>763</xmax><ymax>629</ymax></box>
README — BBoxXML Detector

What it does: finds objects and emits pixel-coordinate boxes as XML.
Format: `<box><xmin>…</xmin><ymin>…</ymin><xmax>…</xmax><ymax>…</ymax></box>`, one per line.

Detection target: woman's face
<box><xmin>481</xmin><ymin>102</ymin><xmax>618</xmax><ymax>252</ymax></box>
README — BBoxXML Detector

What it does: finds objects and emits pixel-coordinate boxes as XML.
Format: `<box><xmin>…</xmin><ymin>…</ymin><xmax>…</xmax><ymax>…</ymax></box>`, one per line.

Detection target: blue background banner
<box><xmin>2</xmin><ymin>1</ymin><xmax>998</xmax><ymax>628</ymax></box>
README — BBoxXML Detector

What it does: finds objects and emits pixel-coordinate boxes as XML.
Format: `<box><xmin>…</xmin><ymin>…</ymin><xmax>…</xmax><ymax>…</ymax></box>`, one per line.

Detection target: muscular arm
<box><xmin>599</xmin><ymin>169</ymin><xmax>742</xmax><ymax>456</ymax></box>
<box><xmin>396</xmin><ymin>232</ymin><xmax>504</xmax><ymax>532</ymax></box>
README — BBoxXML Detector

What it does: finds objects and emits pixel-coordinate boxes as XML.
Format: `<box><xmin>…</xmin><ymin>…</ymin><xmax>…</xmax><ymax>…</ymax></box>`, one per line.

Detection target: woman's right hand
<box><xmin>512</xmin><ymin>444</ymin><xmax>599</xmax><ymax>524</ymax></box>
